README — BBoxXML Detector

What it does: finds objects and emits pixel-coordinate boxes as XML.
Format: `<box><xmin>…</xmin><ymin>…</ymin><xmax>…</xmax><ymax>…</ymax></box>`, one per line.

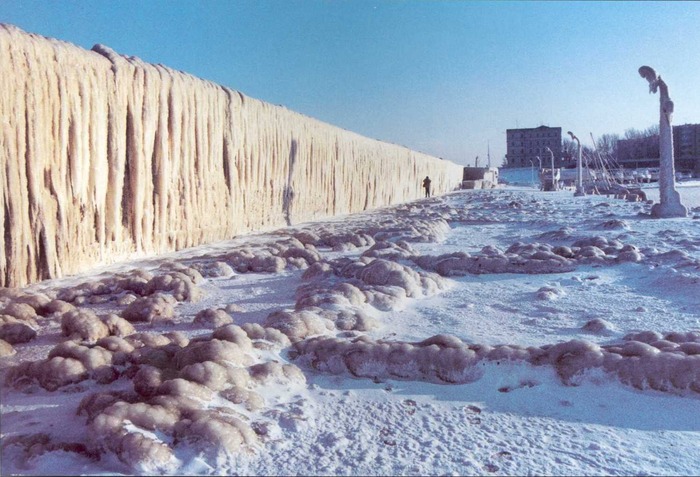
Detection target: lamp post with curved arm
<box><xmin>568</xmin><ymin>131</ymin><xmax>585</xmax><ymax>196</ymax></box>
<box><xmin>638</xmin><ymin>66</ymin><xmax>687</xmax><ymax>218</ymax></box>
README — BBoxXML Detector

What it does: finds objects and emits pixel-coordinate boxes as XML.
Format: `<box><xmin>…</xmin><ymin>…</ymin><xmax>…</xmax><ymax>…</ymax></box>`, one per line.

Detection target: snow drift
<box><xmin>0</xmin><ymin>24</ymin><xmax>462</xmax><ymax>287</ymax></box>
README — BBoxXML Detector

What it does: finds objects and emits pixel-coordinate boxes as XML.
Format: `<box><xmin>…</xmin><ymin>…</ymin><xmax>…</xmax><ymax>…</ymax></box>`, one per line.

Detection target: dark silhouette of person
<box><xmin>423</xmin><ymin>176</ymin><xmax>432</xmax><ymax>198</ymax></box>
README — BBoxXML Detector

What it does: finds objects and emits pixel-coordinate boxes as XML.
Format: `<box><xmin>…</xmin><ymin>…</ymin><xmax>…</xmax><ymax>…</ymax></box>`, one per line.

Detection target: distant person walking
<box><xmin>423</xmin><ymin>176</ymin><xmax>432</xmax><ymax>198</ymax></box>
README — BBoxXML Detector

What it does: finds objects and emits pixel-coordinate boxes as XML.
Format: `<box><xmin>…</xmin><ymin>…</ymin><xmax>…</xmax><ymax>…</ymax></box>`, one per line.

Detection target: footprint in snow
<box><xmin>403</xmin><ymin>399</ymin><xmax>417</xmax><ymax>415</ymax></box>
<box><xmin>492</xmin><ymin>450</ymin><xmax>513</xmax><ymax>460</ymax></box>
<box><xmin>464</xmin><ymin>404</ymin><xmax>482</xmax><ymax>424</ymax></box>
<box><xmin>498</xmin><ymin>379</ymin><xmax>539</xmax><ymax>393</ymax></box>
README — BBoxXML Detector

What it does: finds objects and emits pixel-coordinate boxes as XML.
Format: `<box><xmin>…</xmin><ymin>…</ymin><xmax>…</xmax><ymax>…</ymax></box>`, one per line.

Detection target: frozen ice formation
<box><xmin>0</xmin><ymin>24</ymin><xmax>462</xmax><ymax>287</ymax></box>
<box><xmin>4</xmin><ymin>322</ymin><xmax>308</xmax><ymax>471</ymax></box>
<box><xmin>293</xmin><ymin>332</ymin><xmax>700</xmax><ymax>393</ymax></box>
<box><xmin>412</xmin><ymin>236</ymin><xmax>646</xmax><ymax>277</ymax></box>
<box><xmin>638</xmin><ymin>66</ymin><xmax>688</xmax><ymax>218</ymax></box>
<box><xmin>0</xmin><ymin>338</ymin><xmax>14</xmax><ymax>357</ymax></box>
<box><xmin>0</xmin><ymin>315</ymin><xmax>37</xmax><ymax>344</ymax></box>
<box><xmin>1</xmin><ymin>190</ymin><xmax>699</xmax><ymax>473</ymax></box>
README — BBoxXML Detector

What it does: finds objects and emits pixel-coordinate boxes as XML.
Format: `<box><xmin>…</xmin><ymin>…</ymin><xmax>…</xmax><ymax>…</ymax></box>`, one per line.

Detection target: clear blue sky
<box><xmin>2</xmin><ymin>0</ymin><xmax>699</xmax><ymax>166</ymax></box>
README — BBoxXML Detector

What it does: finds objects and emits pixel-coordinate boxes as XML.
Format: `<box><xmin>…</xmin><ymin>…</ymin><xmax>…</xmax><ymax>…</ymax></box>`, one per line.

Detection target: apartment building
<box><xmin>505</xmin><ymin>126</ymin><xmax>563</xmax><ymax>168</ymax></box>
<box><xmin>674</xmin><ymin>123</ymin><xmax>700</xmax><ymax>174</ymax></box>
<box><xmin>616</xmin><ymin>123</ymin><xmax>700</xmax><ymax>175</ymax></box>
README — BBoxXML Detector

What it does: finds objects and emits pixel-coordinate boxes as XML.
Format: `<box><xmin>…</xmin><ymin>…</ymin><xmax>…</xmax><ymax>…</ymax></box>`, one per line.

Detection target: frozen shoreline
<box><xmin>1</xmin><ymin>185</ymin><xmax>699</xmax><ymax>476</ymax></box>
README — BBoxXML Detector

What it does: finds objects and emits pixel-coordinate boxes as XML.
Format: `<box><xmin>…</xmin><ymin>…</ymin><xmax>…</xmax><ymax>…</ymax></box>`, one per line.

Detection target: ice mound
<box><xmin>648</xmin><ymin>248</ymin><xmax>700</xmax><ymax>269</ymax></box>
<box><xmin>0</xmin><ymin>290</ymin><xmax>52</xmax><ymax>314</ymax></box>
<box><xmin>284</xmin><ymin>205</ymin><xmax>452</xmax><ymax>252</ymax></box>
<box><xmin>413</xmin><ymin>236</ymin><xmax>649</xmax><ymax>276</ymax></box>
<box><xmin>325</xmin><ymin>308</ymin><xmax>378</xmax><ymax>332</ymax></box>
<box><xmin>367</xmin><ymin>217</ymin><xmax>452</xmax><ymax>244</ymax></box>
<box><xmin>291</xmin><ymin>228</ymin><xmax>375</xmax><ymax>251</ymax></box>
<box><xmin>293</xmin><ymin>334</ymin><xmax>540</xmax><ymax>384</ymax></box>
<box><xmin>61</xmin><ymin>309</ymin><xmax>110</xmax><ymax>343</ymax></box>
<box><xmin>40</xmin><ymin>299</ymin><xmax>76</xmax><ymax>316</ymax></box>
<box><xmin>581</xmin><ymin>318</ymin><xmax>615</xmax><ymax>334</ymax></box>
<box><xmin>537</xmin><ymin>226</ymin><xmax>576</xmax><ymax>241</ymax></box>
<box><xmin>536</xmin><ymin>285</ymin><xmax>566</xmax><ymax>301</ymax></box>
<box><xmin>143</xmin><ymin>271</ymin><xmax>203</xmax><ymax>302</ymax></box>
<box><xmin>248</xmin><ymin>361</ymin><xmax>306</xmax><ymax>385</ymax></box>
<box><xmin>414</xmin><ymin>243</ymin><xmax>576</xmax><ymax>275</ymax></box>
<box><xmin>0</xmin><ymin>338</ymin><xmax>15</xmax><ymax>357</ymax></box>
<box><xmin>6</xmin><ymin>356</ymin><xmax>88</xmax><ymax>391</ymax></box>
<box><xmin>1</xmin><ymin>318</ymin><xmax>313</xmax><ymax>472</ymax></box>
<box><xmin>192</xmin><ymin>260</ymin><xmax>235</xmax><ymax>278</ymax></box>
<box><xmin>597</xmin><ymin>219</ymin><xmax>630</xmax><ymax>230</ymax></box>
<box><xmin>172</xmin><ymin>409</ymin><xmax>258</xmax><ymax>458</ymax></box>
<box><xmin>0</xmin><ymin>302</ymin><xmax>39</xmax><ymax>326</ymax></box>
<box><xmin>100</xmin><ymin>313</ymin><xmax>136</xmax><ymax>337</ymax></box>
<box><xmin>0</xmin><ymin>315</ymin><xmax>37</xmax><ymax>344</ymax></box>
<box><xmin>87</xmin><ymin>401</ymin><xmax>181</xmax><ymax>473</ymax></box>
<box><xmin>192</xmin><ymin>240</ymin><xmax>325</xmax><ymax>275</ymax></box>
<box><xmin>0</xmin><ymin>433</ymin><xmax>96</xmax><ymax>470</ymax></box>
<box><xmin>193</xmin><ymin>307</ymin><xmax>234</xmax><ymax>328</ymax></box>
<box><xmin>356</xmin><ymin>259</ymin><xmax>443</xmax><ymax>297</ymax></box>
<box><xmin>361</xmin><ymin>240</ymin><xmax>417</xmax><ymax>260</ymax></box>
<box><xmin>297</xmin><ymin>255</ymin><xmax>447</xmax><ymax>313</ymax></box>
<box><xmin>174</xmin><ymin>338</ymin><xmax>251</xmax><ymax>368</ymax></box>
<box><xmin>264</xmin><ymin>310</ymin><xmax>335</xmax><ymax>343</ymax></box>
<box><xmin>47</xmin><ymin>266</ymin><xmax>204</xmax><ymax>310</ymax></box>
<box><xmin>236</xmin><ymin>323</ymin><xmax>291</xmax><ymax>349</ymax></box>
<box><xmin>121</xmin><ymin>293</ymin><xmax>177</xmax><ymax>323</ymax></box>
<box><xmin>292</xmin><ymin>331</ymin><xmax>700</xmax><ymax>395</ymax></box>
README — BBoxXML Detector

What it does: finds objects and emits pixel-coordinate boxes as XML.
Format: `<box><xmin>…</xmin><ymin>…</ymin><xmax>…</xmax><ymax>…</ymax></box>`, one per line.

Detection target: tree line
<box><xmin>561</xmin><ymin>124</ymin><xmax>659</xmax><ymax>160</ymax></box>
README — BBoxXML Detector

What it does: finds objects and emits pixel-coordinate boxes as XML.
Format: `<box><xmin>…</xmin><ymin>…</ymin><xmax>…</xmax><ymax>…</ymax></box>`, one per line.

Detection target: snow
<box><xmin>2</xmin><ymin>181</ymin><xmax>699</xmax><ymax>476</ymax></box>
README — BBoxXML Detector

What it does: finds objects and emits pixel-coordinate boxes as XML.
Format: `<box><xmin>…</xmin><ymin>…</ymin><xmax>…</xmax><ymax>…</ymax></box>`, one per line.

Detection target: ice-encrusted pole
<box><xmin>638</xmin><ymin>66</ymin><xmax>688</xmax><ymax>218</ymax></box>
<box><xmin>568</xmin><ymin>131</ymin><xmax>585</xmax><ymax>197</ymax></box>
<box><xmin>546</xmin><ymin>147</ymin><xmax>556</xmax><ymax>191</ymax></box>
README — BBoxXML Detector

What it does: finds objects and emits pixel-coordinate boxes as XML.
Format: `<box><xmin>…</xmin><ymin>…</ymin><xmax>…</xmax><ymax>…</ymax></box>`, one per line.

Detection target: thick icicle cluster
<box><xmin>0</xmin><ymin>24</ymin><xmax>462</xmax><ymax>287</ymax></box>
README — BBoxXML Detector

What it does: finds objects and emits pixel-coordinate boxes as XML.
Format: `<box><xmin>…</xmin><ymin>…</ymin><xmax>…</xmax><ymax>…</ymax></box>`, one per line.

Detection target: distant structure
<box><xmin>505</xmin><ymin>126</ymin><xmax>563</xmax><ymax>168</ymax></box>
<box><xmin>616</xmin><ymin>135</ymin><xmax>660</xmax><ymax>169</ymax></box>
<box><xmin>674</xmin><ymin>124</ymin><xmax>700</xmax><ymax>175</ymax></box>
<box><xmin>616</xmin><ymin>123</ymin><xmax>700</xmax><ymax>175</ymax></box>
<box><xmin>461</xmin><ymin>167</ymin><xmax>500</xmax><ymax>189</ymax></box>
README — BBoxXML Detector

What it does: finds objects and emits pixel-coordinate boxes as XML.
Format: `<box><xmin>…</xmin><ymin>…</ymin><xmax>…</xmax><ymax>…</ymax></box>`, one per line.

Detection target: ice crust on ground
<box><xmin>1</xmin><ymin>186</ymin><xmax>700</xmax><ymax>475</ymax></box>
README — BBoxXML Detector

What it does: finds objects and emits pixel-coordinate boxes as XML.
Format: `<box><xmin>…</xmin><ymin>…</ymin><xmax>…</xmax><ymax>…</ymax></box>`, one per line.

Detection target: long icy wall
<box><xmin>0</xmin><ymin>24</ymin><xmax>463</xmax><ymax>287</ymax></box>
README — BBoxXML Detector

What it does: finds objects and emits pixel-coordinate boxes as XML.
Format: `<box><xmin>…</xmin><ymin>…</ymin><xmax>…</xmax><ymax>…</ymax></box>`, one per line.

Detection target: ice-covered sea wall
<box><xmin>0</xmin><ymin>25</ymin><xmax>463</xmax><ymax>287</ymax></box>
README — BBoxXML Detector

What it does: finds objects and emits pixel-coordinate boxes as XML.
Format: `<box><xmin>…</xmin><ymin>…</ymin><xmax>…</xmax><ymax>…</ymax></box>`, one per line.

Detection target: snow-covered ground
<box><xmin>1</xmin><ymin>178</ymin><xmax>699</xmax><ymax>476</ymax></box>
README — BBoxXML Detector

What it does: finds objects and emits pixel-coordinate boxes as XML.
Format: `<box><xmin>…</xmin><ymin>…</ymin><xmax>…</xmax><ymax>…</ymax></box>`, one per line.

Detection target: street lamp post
<box><xmin>638</xmin><ymin>66</ymin><xmax>687</xmax><ymax>218</ymax></box>
<box><xmin>535</xmin><ymin>156</ymin><xmax>542</xmax><ymax>189</ymax></box>
<box><xmin>529</xmin><ymin>159</ymin><xmax>535</xmax><ymax>188</ymax></box>
<box><xmin>545</xmin><ymin>147</ymin><xmax>556</xmax><ymax>191</ymax></box>
<box><xmin>568</xmin><ymin>131</ymin><xmax>585</xmax><ymax>196</ymax></box>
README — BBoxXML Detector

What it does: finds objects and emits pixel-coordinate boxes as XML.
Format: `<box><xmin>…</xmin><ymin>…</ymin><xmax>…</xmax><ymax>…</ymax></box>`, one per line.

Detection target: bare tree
<box><xmin>562</xmin><ymin>138</ymin><xmax>577</xmax><ymax>160</ymax></box>
<box><xmin>624</xmin><ymin>128</ymin><xmax>644</xmax><ymax>140</ymax></box>
<box><xmin>624</xmin><ymin>124</ymin><xmax>658</xmax><ymax>140</ymax></box>
<box><xmin>644</xmin><ymin>124</ymin><xmax>660</xmax><ymax>137</ymax></box>
<box><xmin>596</xmin><ymin>133</ymin><xmax>620</xmax><ymax>157</ymax></box>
